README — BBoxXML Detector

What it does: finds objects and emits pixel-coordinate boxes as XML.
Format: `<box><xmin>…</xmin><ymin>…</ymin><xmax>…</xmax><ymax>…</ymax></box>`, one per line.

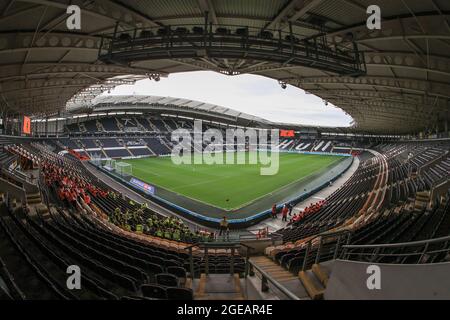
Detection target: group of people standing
<box><xmin>271</xmin><ymin>202</ymin><xmax>293</xmax><ymax>221</ymax></box>
<box><xmin>108</xmin><ymin>203</ymin><xmax>210</xmax><ymax>243</ymax></box>
<box><xmin>271</xmin><ymin>200</ymin><xmax>326</xmax><ymax>224</ymax></box>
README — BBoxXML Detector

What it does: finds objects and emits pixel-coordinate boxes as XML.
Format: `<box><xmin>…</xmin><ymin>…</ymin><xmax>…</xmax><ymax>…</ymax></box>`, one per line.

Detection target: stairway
<box><xmin>96</xmin><ymin>120</ymin><xmax>105</xmax><ymax>132</ymax></box>
<box><xmin>248</xmin><ymin>256</ymin><xmax>334</xmax><ymax>300</ymax></box>
<box><xmin>134</xmin><ymin>117</ymin><xmax>147</xmax><ymax>132</ymax></box>
<box><xmin>193</xmin><ymin>273</ymin><xmax>244</xmax><ymax>300</ymax></box>
<box><xmin>298</xmin><ymin>263</ymin><xmax>330</xmax><ymax>300</ymax></box>
<box><xmin>248</xmin><ymin>256</ymin><xmax>310</xmax><ymax>299</ymax></box>
<box><xmin>161</xmin><ymin>119</ymin><xmax>172</xmax><ymax>132</ymax></box>
<box><xmin>78</xmin><ymin>123</ymin><xmax>86</xmax><ymax>133</ymax></box>
<box><xmin>414</xmin><ymin>191</ymin><xmax>431</xmax><ymax>211</ymax></box>
<box><xmin>146</xmin><ymin>118</ymin><xmax>159</xmax><ymax>132</ymax></box>
<box><xmin>115</xmin><ymin>117</ymin><xmax>124</xmax><ymax>131</ymax></box>
<box><xmin>25</xmin><ymin>192</ymin><xmax>41</xmax><ymax>205</ymax></box>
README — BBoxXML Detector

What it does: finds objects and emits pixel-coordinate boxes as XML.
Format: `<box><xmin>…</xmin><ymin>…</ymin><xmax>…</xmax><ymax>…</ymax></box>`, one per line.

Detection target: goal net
<box><xmin>102</xmin><ymin>158</ymin><xmax>116</xmax><ymax>171</ymax></box>
<box><xmin>90</xmin><ymin>153</ymin><xmax>104</xmax><ymax>166</ymax></box>
<box><xmin>115</xmin><ymin>161</ymin><xmax>132</xmax><ymax>177</ymax></box>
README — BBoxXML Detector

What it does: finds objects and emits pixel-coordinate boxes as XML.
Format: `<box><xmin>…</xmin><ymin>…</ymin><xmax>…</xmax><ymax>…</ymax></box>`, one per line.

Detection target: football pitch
<box><xmin>123</xmin><ymin>152</ymin><xmax>343</xmax><ymax>211</ymax></box>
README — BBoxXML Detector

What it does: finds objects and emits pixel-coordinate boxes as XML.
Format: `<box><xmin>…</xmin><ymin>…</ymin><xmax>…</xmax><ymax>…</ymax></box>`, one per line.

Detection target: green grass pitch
<box><xmin>123</xmin><ymin>152</ymin><xmax>343</xmax><ymax>210</ymax></box>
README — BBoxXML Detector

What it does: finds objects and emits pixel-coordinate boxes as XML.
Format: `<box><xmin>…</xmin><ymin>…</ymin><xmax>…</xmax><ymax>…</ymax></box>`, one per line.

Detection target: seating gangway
<box><xmin>184</xmin><ymin>241</ymin><xmax>252</xmax><ymax>300</ymax></box>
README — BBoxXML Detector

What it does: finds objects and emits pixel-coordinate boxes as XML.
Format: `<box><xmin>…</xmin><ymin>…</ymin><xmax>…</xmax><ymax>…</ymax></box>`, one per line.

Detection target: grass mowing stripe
<box><xmin>123</xmin><ymin>152</ymin><xmax>343</xmax><ymax>210</ymax></box>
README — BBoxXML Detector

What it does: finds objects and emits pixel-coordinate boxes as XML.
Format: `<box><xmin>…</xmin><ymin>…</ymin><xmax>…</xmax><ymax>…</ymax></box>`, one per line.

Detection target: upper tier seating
<box><xmin>99</xmin><ymin>118</ymin><xmax>121</xmax><ymax>132</ymax></box>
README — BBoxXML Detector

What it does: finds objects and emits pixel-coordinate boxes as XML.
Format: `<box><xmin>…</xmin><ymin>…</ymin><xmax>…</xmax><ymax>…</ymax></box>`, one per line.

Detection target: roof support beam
<box><xmin>328</xmin><ymin>14</ymin><xmax>450</xmax><ymax>43</ymax></box>
<box><xmin>197</xmin><ymin>0</ymin><xmax>218</xmax><ymax>24</ymax></box>
<box><xmin>295</xmin><ymin>75</ymin><xmax>450</xmax><ymax>100</ymax></box>
<box><xmin>99</xmin><ymin>0</ymin><xmax>162</xmax><ymax>27</ymax></box>
<box><xmin>15</xmin><ymin>0</ymin><xmax>154</xmax><ymax>28</ymax></box>
<box><xmin>289</xmin><ymin>0</ymin><xmax>325</xmax><ymax>23</ymax></box>
<box><xmin>264</xmin><ymin>0</ymin><xmax>300</xmax><ymax>30</ymax></box>
<box><xmin>0</xmin><ymin>3</ymin><xmax>39</xmax><ymax>23</ymax></box>
<box><xmin>0</xmin><ymin>0</ymin><xmax>16</xmax><ymax>17</ymax></box>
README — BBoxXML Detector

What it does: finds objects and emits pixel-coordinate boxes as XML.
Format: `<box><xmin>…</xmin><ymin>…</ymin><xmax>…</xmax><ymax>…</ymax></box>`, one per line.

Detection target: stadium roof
<box><xmin>1</xmin><ymin>0</ymin><xmax>449</xmax><ymax>134</ymax></box>
<box><xmin>75</xmin><ymin>94</ymin><xmax>275</xmax><ymax>128</ymax></box>
<box><xmin>69</xmin><ymin>95</ymin><xmax>359</xmax><ymax>133</ymax></box>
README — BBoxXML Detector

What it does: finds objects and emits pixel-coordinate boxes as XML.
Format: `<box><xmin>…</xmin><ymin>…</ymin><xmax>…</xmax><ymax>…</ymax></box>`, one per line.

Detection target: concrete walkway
<box><xmin>248</xmin><ymin>156</ymin><xmax>361</xmax><ymax>234</ymax></box>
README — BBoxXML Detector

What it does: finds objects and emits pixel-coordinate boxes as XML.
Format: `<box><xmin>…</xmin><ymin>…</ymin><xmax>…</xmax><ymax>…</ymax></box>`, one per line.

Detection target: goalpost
<box><xmin>115</xmin><ymin>161</ymin><xmax>132</xmax><ymax>177</ymax></box>
<box><xmin>101</xmin><ymin>158</ymin><xmax>116</xmax><ymax>171</ymax></box>
<box><xmin>89</xmin><ymin>153</ymin><xmax>104</xmax><ymax>167</ymax></box>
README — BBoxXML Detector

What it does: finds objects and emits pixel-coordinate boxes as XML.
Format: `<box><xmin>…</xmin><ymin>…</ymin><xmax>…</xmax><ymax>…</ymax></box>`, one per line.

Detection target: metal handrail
<box><xmin>342</xmin><ymin>234</ymin><xmax>450</xmax><ymax>250</ymax></box>
<box><xmin>247</xmin><ymin>259</ymin><xmax>300</xmax><ymax>300</ymax></box>
<box><xmin>341</xmin><ymin>234</ymin><xmax>450</xmax><ymax>263</ymax></box>
<box><xmin>300</xmin><ymin>229</ymin><xmax>352</xmax><ymax>271</ymax></box>
<box><xmin>183</xmin><ymin>241</ymin><xmax>252</xmax><ymax>280</ymax></box>
<box><xmin>99</xmin><ymin>22</ymin><xmax>365</xmax><ymax>76</ymax></box>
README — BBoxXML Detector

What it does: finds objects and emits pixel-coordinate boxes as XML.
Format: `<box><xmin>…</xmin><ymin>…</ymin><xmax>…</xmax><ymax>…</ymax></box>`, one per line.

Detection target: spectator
<box><xmin>287</xmin><ymin>202</ymin><xmax>293</xmax><ymax>216</ymax></box>
<box><xmin>219</xmin><ymin>216</ymin><xmax>229</xmax><ymax>236</ymax></box>
<box><xmin>83</xmin><ymin>193</ymin><xmax>91</xmax><ymax>205</ymax></box>
<box><xmin>282</xmin><ymin>204</ymin><xmax>289</xmax><ymax>222</ymax></box>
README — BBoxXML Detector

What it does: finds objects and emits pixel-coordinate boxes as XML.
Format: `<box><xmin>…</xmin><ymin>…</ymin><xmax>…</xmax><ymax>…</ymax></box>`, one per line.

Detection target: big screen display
<box><xmin>23</xmin><ymin>116</ymin><xmax>31</xmax><ymax>135</ymax></box>
<box><xmin>280</xmin><ymin>129</ymin><xmax>295</xmax><ymax>137</ymax></box>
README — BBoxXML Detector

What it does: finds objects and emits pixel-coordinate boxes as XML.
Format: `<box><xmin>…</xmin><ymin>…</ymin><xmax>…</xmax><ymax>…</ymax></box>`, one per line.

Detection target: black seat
<box><xmin>166</xmin><ymin>287</ymin><xmax>193</xmax><ymax>300</ymax></box>
<box><xmin>235</xmin><ymin>28</ymin><xmax>248</xmax><ymax>36</ymax></box>
<box><xmin>175</xmin><ymin>27</ymin><xmax>188</xmax><ymax>34</ymax></box>
<box><xmin>192</xmin><ymin>26</ymin><xmax>204</xmax><ymax>35</ymax></box>
<box><xmin>167</xmin><ymin>266</ymin><xmax>187</xmax><ymax>285</ymax></box>
<box><xmin>147</xmin><ymin>262</ymin><xmax>164</xmax><ymax>275</ymax></box>
<box><xmin>167</xmin><ymin>266</ymin><xmax>186</xmax><ymax>279</ymax></box>
<box><xmin>119</xmin><ymin>33</ymin><xmax>131</xmax><ymax>41</ymax></box>
<box><xmin>163</xmin><ymin>259</ymin><xmax>180</xmax><ymax>268</ymax></box>
<box><xmin>140</xmin><ymin>30</ymin><xmax>153</xmax><ymax>38</ymax></box>
<box><xmin>216</xmin><ymin>27</ymin><xmax>229</xmax><ymax>35</ymax></box>
<box><xmin>141</xmin><ymin>284</ymin><xmax>167</xmax><ymax>299</ymax></box>
<box><xmin>259</xmin><ymin>30</ymin><xmax>273</xmax><ymax>39</ymax></box>
<box><xmin>156</xmin><ymin>273</ymin><xmax>179</xmax><ymax>287</ymax></box>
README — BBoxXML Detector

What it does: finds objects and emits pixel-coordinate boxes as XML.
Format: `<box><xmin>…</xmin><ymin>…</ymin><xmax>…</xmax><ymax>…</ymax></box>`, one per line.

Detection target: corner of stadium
<box><xmin>0</xmin><ymin>0</ymin><xmax>450</xmax><ymax>310</ymax></box>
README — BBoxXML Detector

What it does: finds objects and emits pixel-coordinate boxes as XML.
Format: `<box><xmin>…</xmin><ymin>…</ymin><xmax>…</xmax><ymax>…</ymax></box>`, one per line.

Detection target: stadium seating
<box><xmin>268</xmin><ymin>141</ymin><xmax>450</xmax><ymax>274</ymax></box>
<box><xmin>1</xmin><ymin>141</ymin><xmax>246</xmax><ymax>298</ymax></box>
<box><xmin>1</xmin><ymin>123</ymin><xmax>449</xmax><ymax>300</ymax></box>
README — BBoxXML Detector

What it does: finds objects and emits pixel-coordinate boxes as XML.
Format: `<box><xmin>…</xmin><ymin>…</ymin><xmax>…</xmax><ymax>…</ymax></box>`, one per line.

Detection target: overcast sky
<box><xmin>106</xmin><ymin>71</ymin><xmax>352</xmax><ymax>127</ymax></box>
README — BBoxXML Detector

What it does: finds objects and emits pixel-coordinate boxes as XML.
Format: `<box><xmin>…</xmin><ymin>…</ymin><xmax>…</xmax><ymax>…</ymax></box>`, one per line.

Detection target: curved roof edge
<box><xmin>67</xmin><ymin>94</ymin><xmax>354</xmax><ymax>133</ymax></box>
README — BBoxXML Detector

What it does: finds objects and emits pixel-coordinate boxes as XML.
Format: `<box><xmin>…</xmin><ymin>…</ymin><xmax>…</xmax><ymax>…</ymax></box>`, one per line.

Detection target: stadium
<box><xmin>0</xmin><ymin>0</ymin><xmax>449</xmax><ymax>305</ymax></box>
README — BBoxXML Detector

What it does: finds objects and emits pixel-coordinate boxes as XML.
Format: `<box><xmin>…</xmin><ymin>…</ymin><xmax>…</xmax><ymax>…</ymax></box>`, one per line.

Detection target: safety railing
<box><xmin>0</xmin><ymin>177</ymin><xmax>27</xmax><ymax>204</ymax></box>
<box><xmin>184</xmin><ymin>241</ymin><xmax>252</xmax><ymax>279</ymax></box>
<box><xmin>246</xmin><ymin>258</ymin><xmax>301</xmax><ymax>300</ymax></box>
<box><xmin>340</xmin><ymin>234</ymin><xmax>450</xmax><ymax>263</ymax></box>
<box><xmin>300</xmin><ymin>229</ymin><xmax>352</xmax><ymax>271</ymax></box>
<box><xmin>98</xmin><ymin>21</ymin><xmax>366</xmax><ymax>77</ymax></box>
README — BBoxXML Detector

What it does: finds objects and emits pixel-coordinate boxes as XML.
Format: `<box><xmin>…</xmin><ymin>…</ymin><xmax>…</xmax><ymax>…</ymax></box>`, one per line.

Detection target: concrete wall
<box><xmin>240</xmin><ymin>238</ymin><xmax>283</xmax><ymax>255</ymax></box>
<box><xmin>325</xmin><ymin>259</ymin><xmax>450</xmax><ymax>300</ymax></box>
<box><xmin>0</xmin><ymin>177</ymin><xmax>26</xmax><ymax>203</ymax></box>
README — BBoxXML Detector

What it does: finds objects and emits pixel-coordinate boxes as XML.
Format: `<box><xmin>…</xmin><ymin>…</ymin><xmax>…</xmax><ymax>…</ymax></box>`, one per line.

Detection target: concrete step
<box><xmin>27</xmin><ymin>198</ymin><xmax>41</xmax><ymax>204</ymax></box>
<box><xmin>194</xmin><ymin>273</ymin><xmax>244</xmax><ymax>300</ymax></box>
<box><xmin>299</xmin><ymin>270</ymin><xmax>324</xmax><ymax>300</ymax></box>
<box><xmin>26</xmin><ymin>193</ymin><xmax>41</xmax><ymax>204</ymax></box>
<box><xmin>249</xmin><ymin>255</ymin><xmax>310</xmax><ymax>299</ymax></box>
<box><xmin>312</xmin><ymin>264</ymin><xmax>329</xmax><ymax>287</ymax></box>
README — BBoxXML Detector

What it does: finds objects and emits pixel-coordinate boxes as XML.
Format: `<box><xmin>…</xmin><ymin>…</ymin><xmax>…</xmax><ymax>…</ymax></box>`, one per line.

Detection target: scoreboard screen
<box><xmin>23</xmin><ymin>116</ymin><xmax>31</xmax><ymax>134</ymax></box>
<box><xmin>280</xmin><ymin>129</ymin><xmax>295</xmax><ymax>137</ymax></box>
